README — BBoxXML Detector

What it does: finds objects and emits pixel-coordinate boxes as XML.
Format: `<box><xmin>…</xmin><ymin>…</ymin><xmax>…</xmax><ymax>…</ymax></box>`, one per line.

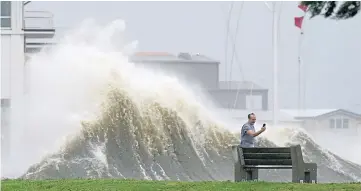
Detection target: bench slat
<box><xmin>244</xmin><ymin>165</ymin><xmax>292</xmax><ymax>169</ymax></box>
<box><xmin>242</xmin><ymin>147</ymin><xmax>291</xmax><ymax>153</ymax></box>
<box><xmin>243</xmin><ymin>153</ymin><xmax>291</xmax><ymax>160</ymax></box>
<box><xmin>245</xmin><ymin>159</ymin><xmax>292</xmax><ymax>166</ymax></box>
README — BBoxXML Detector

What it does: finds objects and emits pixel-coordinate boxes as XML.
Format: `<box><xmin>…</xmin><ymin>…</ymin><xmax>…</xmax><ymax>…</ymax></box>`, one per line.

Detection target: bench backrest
<box><xmin>232</xmin><ymin>145</ymin><xmax>304</xmax><ymax>166</ymax></box>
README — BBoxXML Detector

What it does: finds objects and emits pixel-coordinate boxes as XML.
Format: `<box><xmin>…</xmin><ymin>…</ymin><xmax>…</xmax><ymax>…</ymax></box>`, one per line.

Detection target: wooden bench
<box><xmin>232</xmin><ymin>144</ymin><xmax>317</xmax><ymax>183</ymax></box>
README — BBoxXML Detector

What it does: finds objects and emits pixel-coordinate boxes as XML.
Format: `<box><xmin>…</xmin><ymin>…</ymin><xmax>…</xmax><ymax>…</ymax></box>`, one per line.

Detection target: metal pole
<box><xmin>298</xmin><ymin>32</ymin><xmax>304</xmax><ymax>111</ymax></box>
<box><xmin>298</xmin><ymin>56</ymin><xmax>301</xmax><ymax>111</ymax></box>
<box><xmin>272</xmin><ymin>2</ymin><xmax>278</xmax><ymax>126</ymax></box>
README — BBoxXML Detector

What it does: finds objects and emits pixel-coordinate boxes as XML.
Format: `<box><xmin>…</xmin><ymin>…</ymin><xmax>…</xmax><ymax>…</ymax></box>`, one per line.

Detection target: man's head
<box><xmin>248</xmin><ymin>113</ymin><xmax>256</xmax><ymax>125</ymax></box>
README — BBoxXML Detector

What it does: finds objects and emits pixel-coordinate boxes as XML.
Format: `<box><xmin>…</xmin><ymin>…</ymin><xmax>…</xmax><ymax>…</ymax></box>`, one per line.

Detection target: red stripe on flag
<box><xmin>298</xmin><ymin>4</ymin><xmax>307</xmax><ymax>12</ymax></box>
<box><xmin>295</xmin><ymin>16</ymin><xmax>304</xmax><ymax>29</ymax></box>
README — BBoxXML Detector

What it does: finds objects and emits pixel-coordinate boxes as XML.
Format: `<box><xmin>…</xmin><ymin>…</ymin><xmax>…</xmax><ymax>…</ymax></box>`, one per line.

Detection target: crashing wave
<box><xmin>22</xmin><ymin>89</ymin><xmax>361</xmax><ymax>182</ymax></box>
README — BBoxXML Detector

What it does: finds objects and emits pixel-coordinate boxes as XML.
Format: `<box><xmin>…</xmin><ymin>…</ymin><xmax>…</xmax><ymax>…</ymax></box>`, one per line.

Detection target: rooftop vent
<box><xmin>178</xmin><ymin>52</ymin><xmax>192</xmax><ymax>60</ymax></box>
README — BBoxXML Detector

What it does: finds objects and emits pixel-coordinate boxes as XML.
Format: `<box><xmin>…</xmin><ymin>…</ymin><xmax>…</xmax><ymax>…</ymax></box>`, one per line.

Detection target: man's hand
<box><xmin>261</xmin><ymin>124</ymin><xmax>266</xmax><ymax>132</ymax></box>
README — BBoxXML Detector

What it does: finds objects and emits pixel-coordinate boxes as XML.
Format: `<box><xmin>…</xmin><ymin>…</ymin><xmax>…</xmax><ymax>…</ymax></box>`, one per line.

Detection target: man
<box><xmin>240</xmin><ymin>113</ymin><xmax>266</xmax><ymax>147</ymax></box>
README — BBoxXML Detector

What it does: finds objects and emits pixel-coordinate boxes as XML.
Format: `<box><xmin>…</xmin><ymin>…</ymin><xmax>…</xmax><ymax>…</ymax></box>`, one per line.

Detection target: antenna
<box><xmin>271</xmin><ymin>2</ymin><xmax>279</xmax><ymax>126</ymax></box>
<box><xmin>178</xmin><ymin>52</ymin><xmax>192</xmax><ymax>60</ymax></box>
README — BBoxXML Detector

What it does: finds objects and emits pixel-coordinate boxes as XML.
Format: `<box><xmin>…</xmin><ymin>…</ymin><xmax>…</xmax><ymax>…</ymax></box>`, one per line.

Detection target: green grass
<box><xmin>1</xmin><ymin>179</ymin><xmax>361</xmax><ymax>191</ymax></box>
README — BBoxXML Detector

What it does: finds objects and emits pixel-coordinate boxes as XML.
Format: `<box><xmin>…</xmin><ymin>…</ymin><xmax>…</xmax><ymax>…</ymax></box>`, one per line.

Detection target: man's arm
<box><xmin>245</xmin><ymin>126</ymin><xmax>266</xmax><ymax>137</ymax></box>
<box><xmin>246</xmin><ymin>129</ymin><xmax>264</xmax><ymax>137</ymax></box>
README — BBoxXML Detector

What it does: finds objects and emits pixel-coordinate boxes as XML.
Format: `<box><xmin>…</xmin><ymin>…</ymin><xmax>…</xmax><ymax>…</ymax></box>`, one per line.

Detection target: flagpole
<box><xmin>301</xmin><ymin>13</ymin><xmax>307</xmax><ymax>111</ymax></box>
<box><xmin>272</xmin><ymin>2</ymin><xmax>278</xmax><ymax>126</ymax></box>
<box><xmin>295</xmin><ymin>4</ymin><xmax>307</xmax><ymax>112</ymax></box>
<box><xmin>297</xmin><ymin>27</ymin><xmax>301</xmax><ymax>112</ymax></box>
<box><xmin>298</xmin><ymin>29</ymin><xmax>305</xmax><ymax>111</ymax></box>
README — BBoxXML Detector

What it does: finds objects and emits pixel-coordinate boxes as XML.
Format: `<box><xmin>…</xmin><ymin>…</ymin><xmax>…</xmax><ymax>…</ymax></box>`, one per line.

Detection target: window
<box><xmin>0</xmin><ymin>1</ymin><xmax>11</xmax><ymax>16</ymax></box>
<box><xmin>1</xmin><ymin>99</ymin><xmax>11</xmax><ymax>127</ymax></box>
<box><xmin>0</xmin><ymin>1</ymin><xmax>11</xmax><ymax>28</ymax></box>
<box><xmin>329</xmin><ymin>119</ymin><xmax>335</xmax><ymax>128</ymax></box>
<box><xmin>1</xmin><ymin>18</ymin><xmax>11</xmax><ymax>27</ymax></box>
<box><xmin>336</xmin><ymin>118</ymin><xmax>342</xmax><ymax>128</ymax></box>
<box><xmin>329</xmin><ymin>118</ymin><xmax>349</xmax><ymax>129</ymax></box>
<box><xmin>342</xmin><ymin>119</ymin><xmax>349</xmax><ymax>129</ymax></box>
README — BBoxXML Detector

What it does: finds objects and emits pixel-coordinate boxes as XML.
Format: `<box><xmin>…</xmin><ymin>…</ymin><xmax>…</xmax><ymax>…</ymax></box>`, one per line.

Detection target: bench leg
<box><xmin>248</xmin><ymin>169</ymin><xmax>258</xmax><ymax>181</ymax></box>
<box><xmin>292</xmin><ymin>163</ymin><xmax>317</xmax><ymax>183</ymax></box>
<box><xmin>234</xmin><ymin>163</ymin><xmax>258</xmax><ymax>182</ymax></box>
<box><xmin>234</xmin><ymin>162</ymin><xmax>243</xmax><ymax>182</ymax></box>
<box><xmin>304</xmin><ymin>163</ymin><xmax>317</xmax><ymax>183</ymax></box>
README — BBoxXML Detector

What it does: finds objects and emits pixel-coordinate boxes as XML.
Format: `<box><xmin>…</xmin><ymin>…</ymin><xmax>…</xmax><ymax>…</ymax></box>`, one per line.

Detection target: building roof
<box><xmin>217</xmin><ymin>108</ymin><xmax>361</xmax><ymax>122</ymax></box>
<box><xmin>281</xmin><ymin>109</ymin><xmax>361</xmax><ymax>119</ymax></box>
<box><xmin>129</xmin><ymin>52</ymin><xmax>219</xmax><ymax>63</ymax></box>
<box><xmin>218</xmin><ymin>81</ymin><xmax>265</xmax><ymax>90</ymax></box>
<box><xmin>280</xmin><ymin>109</ymin><xmax>337</xmax><ymax>118</ymax></box>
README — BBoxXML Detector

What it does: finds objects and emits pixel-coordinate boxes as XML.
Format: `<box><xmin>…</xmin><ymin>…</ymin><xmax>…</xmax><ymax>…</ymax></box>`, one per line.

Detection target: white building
<box><xmin>1</xmin><ymin>1</ymin><xmax>55</xmax><ymax>159</ymax></box>
<box><xmin>282</xmin><ymin>109</ymin><xmax>361</xmax><ymax>133</ymax></box>
<box><xmin>225</xmin><ymin>108</ymin><xmax>361</xmax><ymax>133</ymax></box>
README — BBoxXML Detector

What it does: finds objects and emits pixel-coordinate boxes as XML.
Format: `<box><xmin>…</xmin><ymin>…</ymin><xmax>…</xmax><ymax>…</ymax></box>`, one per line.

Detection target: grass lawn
<box><xmin>1</xmin><ymin>179</ymin><xmax>361</xmax><ymax>191</ymax></box>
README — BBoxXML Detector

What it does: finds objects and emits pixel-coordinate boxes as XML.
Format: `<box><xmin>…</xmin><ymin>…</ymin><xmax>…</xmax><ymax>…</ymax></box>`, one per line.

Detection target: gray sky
<box><xmin>27</xmin><ymin>1</ymin><xmax>361</xmax><ymax>112</ymax></box>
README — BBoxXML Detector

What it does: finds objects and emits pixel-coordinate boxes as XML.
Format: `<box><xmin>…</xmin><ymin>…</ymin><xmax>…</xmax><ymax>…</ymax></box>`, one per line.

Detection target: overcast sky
<box><xmin>26</xmin><ymin>1</ymin><xmax>361</xmax><ymax>112</ymax></box>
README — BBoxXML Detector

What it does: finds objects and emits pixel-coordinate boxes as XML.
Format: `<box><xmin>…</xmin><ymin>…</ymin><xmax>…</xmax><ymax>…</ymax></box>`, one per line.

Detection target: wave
<box><xmin>22</xmin><ymin>90</ymin><xmax>361</xmax><ymax>182</ymax></box>
<box><xmin>3</xmin><ymin>20</ymin><xmax>360</xmax><ymax>182</ymax></box>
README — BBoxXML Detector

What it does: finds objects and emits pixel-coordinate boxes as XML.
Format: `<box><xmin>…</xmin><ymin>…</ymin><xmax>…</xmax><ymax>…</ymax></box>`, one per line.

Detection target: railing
<box><xmin>23</xmin><ymin>10</ymin><xmax>54</xmax><ymax>30</ymax></box>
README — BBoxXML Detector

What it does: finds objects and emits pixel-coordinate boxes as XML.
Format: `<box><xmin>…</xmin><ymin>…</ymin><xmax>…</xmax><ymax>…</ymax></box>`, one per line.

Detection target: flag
<box><xmin>294</xmin><ymin>16</ymin><xmax>304</xmax><ymax>29</ymax></box>
<box><xmin>298</xmin><ymin>4</ymin><xmax>308</xmax><ymax>12</ymax></box>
